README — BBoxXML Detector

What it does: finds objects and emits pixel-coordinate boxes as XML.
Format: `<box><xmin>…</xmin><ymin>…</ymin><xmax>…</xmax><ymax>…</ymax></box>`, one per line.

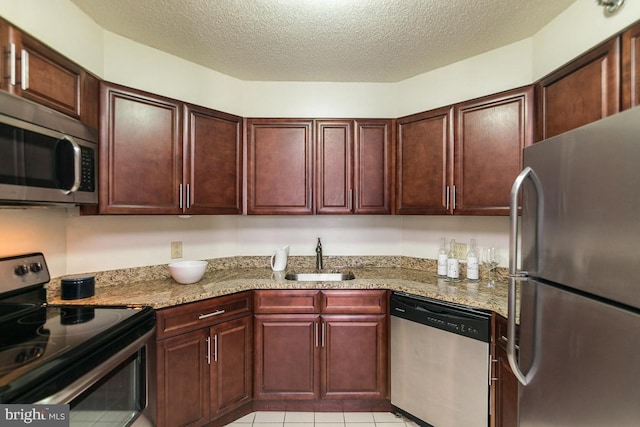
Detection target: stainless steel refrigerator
<box><xmin>508</xmin><ymin>106</ymin><xmax>640</xmax><ymax>426</ymax></box>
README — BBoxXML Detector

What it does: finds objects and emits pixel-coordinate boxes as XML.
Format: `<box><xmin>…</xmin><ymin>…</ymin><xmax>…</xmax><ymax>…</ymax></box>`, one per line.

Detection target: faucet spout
<box><xmin>315</xmin><ymin>238</ymin><xmax>323</xmax><ymax>270</ymax></box>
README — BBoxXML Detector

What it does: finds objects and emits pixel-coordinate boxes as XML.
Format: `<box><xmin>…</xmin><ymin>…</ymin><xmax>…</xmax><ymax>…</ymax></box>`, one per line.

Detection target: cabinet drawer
<box><xmin>156</xmin><ymin>291</ymin><xmax>252</xmax><ymax>339</ymax></box>
<box><xmin>321</xmin><ymin>290</ymin><xmax>388</xmax><ymax>314</ymax></box>
<box><xmin>493</xmin><ymin>313</ymin><xmax>519</xmax><ymax>351</ymax></box>
<box><xmin>254</xmin><ymin>290</ymin><xmax>320</xmax><ymax>313</ymax></box>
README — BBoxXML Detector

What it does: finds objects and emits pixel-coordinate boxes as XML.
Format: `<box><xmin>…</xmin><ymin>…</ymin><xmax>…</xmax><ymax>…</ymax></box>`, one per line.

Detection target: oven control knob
<box><xmin>30</xmin><ymin>262</ymin><xmax>43</xmax><ymax>273</ymax></box>
<box><xmin>15</xmin><ymin>264</ymin><xmax>30</xmax><ymax>276</ymax></box>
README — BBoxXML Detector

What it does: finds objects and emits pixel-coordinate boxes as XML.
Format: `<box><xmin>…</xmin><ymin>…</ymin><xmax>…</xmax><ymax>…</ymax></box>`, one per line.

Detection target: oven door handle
<box><xmin>34</xmin><ymin>327</ymin><xmax>155</xmax><ymax>405</ymax></box>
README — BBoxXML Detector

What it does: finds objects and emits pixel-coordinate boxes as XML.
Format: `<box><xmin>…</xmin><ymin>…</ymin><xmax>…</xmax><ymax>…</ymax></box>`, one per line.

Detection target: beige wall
<box><xmin>0</xmin><ymin>0</ymin><xmax>638</xmax><ymax>276</ymax></box>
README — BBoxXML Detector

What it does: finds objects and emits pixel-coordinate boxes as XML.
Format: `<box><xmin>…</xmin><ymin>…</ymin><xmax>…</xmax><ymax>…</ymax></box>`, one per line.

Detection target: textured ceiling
<box><xmin>70</xmin><ymin>0</ymin><xmax>576</xmax><ymax>82</ymax></box>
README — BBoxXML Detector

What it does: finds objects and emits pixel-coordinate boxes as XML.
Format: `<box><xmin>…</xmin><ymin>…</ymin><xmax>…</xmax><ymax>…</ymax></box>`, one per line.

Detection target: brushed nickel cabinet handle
<box><xmin>9</xmin><ymin>43</ymin><xmax>16</xmax><ymax>86</ymax></box>
<box><xmin>198</xmin><ymin>309</ymin><xmax>225</xmax><ymax>320</ymax></box>
<box><xmin>206</xmin><ymin>336</ymin><xmax>211</xmax><ymax>365</ymax></box>
<box><xmin>445</xmin><ymin>186</ymin><xmax>450</xmax><ymax>210</ymax></box>
<box><xmin>21</xmin><ymin>49</ymin><xmax>29</xmax><ymax>90</ymax></box>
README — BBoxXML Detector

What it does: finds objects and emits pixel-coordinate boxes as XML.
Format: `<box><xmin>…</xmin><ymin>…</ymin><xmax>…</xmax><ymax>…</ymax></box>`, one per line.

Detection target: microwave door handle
<box><xmin>58</xmin><ymin>136</ymin><xmax>82</xmax><ymax>194</ymax></box>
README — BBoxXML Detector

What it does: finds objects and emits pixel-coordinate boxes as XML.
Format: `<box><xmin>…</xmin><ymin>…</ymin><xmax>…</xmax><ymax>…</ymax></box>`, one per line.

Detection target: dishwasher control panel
<box><xmin>390</xmin><ymin>291</ymin><xmax>491</xmax><ymax>342</ymax></box>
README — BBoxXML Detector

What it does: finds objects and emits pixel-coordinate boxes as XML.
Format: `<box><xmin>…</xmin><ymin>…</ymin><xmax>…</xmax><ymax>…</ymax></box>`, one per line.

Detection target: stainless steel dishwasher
<box><xmin>390</xmin><ymin>291</ymin><xmax>491</xmax><ymax>427</ymax></box>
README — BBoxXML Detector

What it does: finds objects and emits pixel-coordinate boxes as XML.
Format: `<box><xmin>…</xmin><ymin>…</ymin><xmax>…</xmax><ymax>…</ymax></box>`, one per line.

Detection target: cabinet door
<box><xmin>454</xmin><ymin>86</ymin><xmax>533</xmax><ymax>215</ymax></box>
<box><xmin>396</xmin><ymin>107</ymin><xmax>453</xmax><ymax>214</ymax></box>
<box><xmin>0</xmin><ymin>19</ymin><xmax>97</xmax><ymax>124</ymax></box>
<box><xmin>210</xmin><ymin>316</ymin><xmax>252</xmax><ymax>417</ymax></box>
<box><xmin>321</xmin><ymin>314</ymin><xmax>388</xmax><ymax>400</ymax></box>
<box><xmin>184</xmin><ymin>104</ymin><xmax>242</xmax><ymax>214</ymax></box>
<box><xmin>491</xmin><ymin>314</ymin><xmax>518</xmax><ymax>427</ymax></box>
<box><xmin>354</xmin><ymin>120</ymin><xmax>393</xmax><ymax>214</ymax></box>
<box><xmin>247</xmin><ymin>119</ymin><xmax>313</xmax><ymax>214</ymax></box>
<box><xmin>622</xmin><ymin>21</ymin><xmax>640</xmax><ymax>110</ymax></box>
<box><xmin>536</xmin><ymin>37</ymin><xmax>620</xmax><ymax>141</ymax></box>
<box><xmin>316</xmin><ymin>120</ymin><xmax>353</xmax><ymax>214</ymax></box>
<box><xmin>253</xmin><ymin>314</ymin><xmax>320</xmax><ymax>399</ymax></box>
<box><xmin>157</xmin><ymin>329</ymin><xmax>210</xmax><ymax>427</ymax></box>
<box><xmin>100</xmin><ymin>83</ymin><xmax>182</xmax><ymax>214</ymax></box>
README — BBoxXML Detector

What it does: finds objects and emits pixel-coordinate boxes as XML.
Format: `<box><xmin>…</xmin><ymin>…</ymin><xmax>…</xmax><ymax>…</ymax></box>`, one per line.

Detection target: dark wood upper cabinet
<box><xmin>536</xmin><ymin>37</ymin><xmax>620</xmax><ymax>141</ymax></box>
<box><xmin>100</xmin><ymin>83</ymin><xmax>242</xmax><ymax>215</ymax></box>
<box><xmin>353</xmin><ymin>119</ymin><xmax>393</xmax><ymax>214</ymax></box>
<box><xmin>454</xmin><ymin>86</ymin><xmax>534</xmax><ymax>215</ymax></box>
<box><xmin>315</xmin><ymin>119</ymin><xmax>392</xmax><ymax>215</ymax></box>
<box><xmin>396</xmin><ymin>87</ymin><xmax>532</xmax><ymax>216</ymax></box>
<box><xmin>0</xmin><ymin>18</ymin><xmax>98</xmax><ymax>126</ymax></box>
<box><xmin>316</xmin><ymin>120</ymin><xmax>353</xmax><ymax>214</ymax></box>
<box><xmin>100</xmin><ymin>83</ymin><xmax>183</xmax><ymax>214</ymax></box>
<box><xmin>246</xmin><ymin>119</ymin><xmax>314</xmax><ymax>214</ymax></box>
<box><xmin>622</xmin><ymin>21</ymin><xmax>640</xmax><ymax>110</ymax></box>
<box><xmin>183</xmin><ymin>104</ymin><xmax>243</xmax><ymax>214</ymax></box>
<box><xmin>396</xmin><ymin>106</ymin><xmax>453</xmax><ymax>215</ymax></box>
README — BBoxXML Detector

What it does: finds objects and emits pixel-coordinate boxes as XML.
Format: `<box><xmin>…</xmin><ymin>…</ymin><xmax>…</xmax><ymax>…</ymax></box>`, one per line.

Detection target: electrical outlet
<box><xmin>453</xmin><ymin>242</ymin><xmax>467</xmax><ymax>260</ymax></box>
<box><xmin>171</xmin><ymin>241</ymin><xmax>183</xmax><ymax>259</ymax></box>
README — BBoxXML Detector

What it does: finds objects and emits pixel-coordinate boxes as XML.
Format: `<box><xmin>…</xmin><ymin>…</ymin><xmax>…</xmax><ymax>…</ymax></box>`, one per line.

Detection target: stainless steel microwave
<box><xmin>0</xmin><ymin>91</ymin><xmax>98</xmax><ymax>205</ymax></box>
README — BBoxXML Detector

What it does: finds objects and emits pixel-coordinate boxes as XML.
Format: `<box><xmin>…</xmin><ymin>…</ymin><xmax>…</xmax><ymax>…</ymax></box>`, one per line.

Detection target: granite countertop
<box><xmin>47</xmin><ymin>256</ymin><xmax>514</xmax><ymax>318</ymax></box>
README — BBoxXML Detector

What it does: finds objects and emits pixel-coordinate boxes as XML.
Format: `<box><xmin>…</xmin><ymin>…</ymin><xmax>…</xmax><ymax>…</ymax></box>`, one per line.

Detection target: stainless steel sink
<box><xmin>284</xmin><ymin>272</ymin><xmax>355</xmax><ymax>281</ymax></box>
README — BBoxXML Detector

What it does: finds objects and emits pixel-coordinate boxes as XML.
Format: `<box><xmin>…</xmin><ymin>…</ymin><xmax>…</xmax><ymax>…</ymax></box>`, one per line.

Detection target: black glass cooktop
<box><xmin>0</xmin><ymin>304</ymin><xmax>155</xmax><ymax>403</ymax></box>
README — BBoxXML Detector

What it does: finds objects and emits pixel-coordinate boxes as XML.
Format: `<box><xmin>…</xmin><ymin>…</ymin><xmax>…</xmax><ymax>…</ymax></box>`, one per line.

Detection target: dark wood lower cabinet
<box><xmin>156</xmin><ymin>316</ymin><xmax>252</xmax><ymax>427</ymax></box>
<box><xmin>210</xmin><ymin>317</ymin><xmax>253</xmax><ymax>416</ymax></box>
<box><xmin>155</xmin><ymin>292</ymin><xmax>253</xmax><ymax>427</ymax></box>
<box><xmin>252</xmin><ymin>290</ymin><xmax>390</xmax><ymax>411</ymax></box>
<box><xmin>157</xmin><ymin>329</ymin><xmax>210</xmax><ymax>427</ymax></box>
<box><xmin>253</xmin><ymin>314</ymin><xmax>320</xmax><ymax>400</ymax></box>
<box><xmin>322</xmin><ymin>315</ymin><xmax>387</xmax><ymax>400</ymax></box>
<box><xmin>491</xmin><ymin>314</ymin><xmax>519</xmax><ymax>427</ymax></box>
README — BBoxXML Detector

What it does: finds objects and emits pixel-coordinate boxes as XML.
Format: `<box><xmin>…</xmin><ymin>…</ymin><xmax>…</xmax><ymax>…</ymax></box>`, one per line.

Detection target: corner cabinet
<box><xmin>536</xmin><ymin>37</ymin><xmax>620</xmax><ymax>141</ymax></box>
<box><xmin>253</xmin><ymin>290</ymin><xmax>390</xmax><ymax>410</ymax></box>
<box><xmin>100</xmin><ymin>83</ymin><xmax>242</xmax><ymax>214</ymax></box>
<box><xmin>155</xmin><ymin>292</ymin><xmax>253</xmax><ymax>427</ymax></box>
<box><xmin>397</xmin><ymin>86</ymin><xmax>533</xmax><ymax>215</ymax></box>
<box><xmin>491</xmin><ymin>313</ymin><xmax>519</xmax><ymax>427</ymax></box>
<box><xmin>453</xmin><ymin>87</ymin><xmax>533</xmax><ymax>215</ymax></box>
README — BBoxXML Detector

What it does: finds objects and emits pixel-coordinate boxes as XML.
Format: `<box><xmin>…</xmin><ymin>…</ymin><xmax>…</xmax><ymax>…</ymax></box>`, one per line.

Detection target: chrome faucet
<box><xmin>315</xmin><ymin>238</ymin><xmax>323</xmax><ymax>270</ymax></box>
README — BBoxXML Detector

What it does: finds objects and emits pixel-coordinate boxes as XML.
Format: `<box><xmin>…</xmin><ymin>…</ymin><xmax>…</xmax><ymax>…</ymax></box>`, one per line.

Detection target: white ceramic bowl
<box><xmin>168</xmin><ymin>260</ymin><xmax>207</xmax><ymax>284</ymax></box>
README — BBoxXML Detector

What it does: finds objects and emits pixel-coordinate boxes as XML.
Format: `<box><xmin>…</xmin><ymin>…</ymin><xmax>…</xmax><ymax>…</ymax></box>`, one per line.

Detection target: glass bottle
<box><xmin>466</xmin><ymin>238</ymin><xmax>479</xmax><ymax>281</ymax></box>
<box><xmin>446</xmin><ymin>238</ymin><xmax>459</xmax><ymax>281</ymax></box>
<box><xmin>437</xmin><ymin>237</ymin><xmax>448</xmax><ymax>276</ymax></box>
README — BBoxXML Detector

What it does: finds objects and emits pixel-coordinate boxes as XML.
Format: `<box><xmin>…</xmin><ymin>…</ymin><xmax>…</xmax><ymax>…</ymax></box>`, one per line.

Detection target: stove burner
<box><xmin>36</xmin><ymin>309</ymin><xmax>124</xmax><ymax>338</ymax></box>
<box><xmin>60</xmin><ymin>307</ymin><xmax>95</xmax><ymax>325</ymax></box>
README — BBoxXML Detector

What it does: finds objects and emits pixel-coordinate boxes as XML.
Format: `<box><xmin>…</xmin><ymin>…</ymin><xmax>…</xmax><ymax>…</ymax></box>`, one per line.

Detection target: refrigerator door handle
<box><xmin>508</xmin><ymin>166</ymin><xmax>542</xmax><ymax>386</ymax></box>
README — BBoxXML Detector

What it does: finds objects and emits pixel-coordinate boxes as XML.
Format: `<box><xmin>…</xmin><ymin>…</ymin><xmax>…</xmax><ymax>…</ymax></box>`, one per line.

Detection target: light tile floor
<box><xmin>225</xmin><ymin>411</ymin><xmax>419</xmax><ymax>427</ymax></box>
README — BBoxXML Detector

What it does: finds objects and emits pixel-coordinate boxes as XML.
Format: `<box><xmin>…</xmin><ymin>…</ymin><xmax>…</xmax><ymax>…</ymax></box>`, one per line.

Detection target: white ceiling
<box><xmin>70</xmin><ymin>0</ymin><xmax>576</xmax><ymax>83</ymax></box>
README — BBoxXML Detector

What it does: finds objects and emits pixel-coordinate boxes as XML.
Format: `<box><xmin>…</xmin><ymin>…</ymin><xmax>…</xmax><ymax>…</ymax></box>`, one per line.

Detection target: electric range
<box><xmin>0</xmin><ymin>253</ymin><xmax>155</xmax><ymax>407</ymax></box>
